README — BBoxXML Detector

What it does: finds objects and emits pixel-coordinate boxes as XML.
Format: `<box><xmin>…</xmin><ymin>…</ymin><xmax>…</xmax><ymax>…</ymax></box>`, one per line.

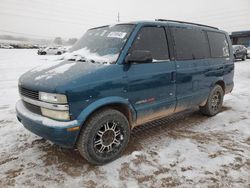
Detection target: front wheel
<box><xmin>77</xmin><ymin>109</ymin><xmax>130</xmax><ymax>165</ymax></box>
<box><xmin>199</xmin><ymin>85</ymin><xmax>224</xmax><ymax>116</ymax></box>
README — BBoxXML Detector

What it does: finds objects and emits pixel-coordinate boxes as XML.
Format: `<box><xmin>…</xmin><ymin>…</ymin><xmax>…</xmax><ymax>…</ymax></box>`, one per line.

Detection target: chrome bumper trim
<box><xmin>16</xmin><ymin>100</ymin><xmax>78</xmax><ymax>127</ymax></box>
<box><xmin>21</xmin><ymin>95</ymin><xmax>69</xmax><ymax>111</ymax></box>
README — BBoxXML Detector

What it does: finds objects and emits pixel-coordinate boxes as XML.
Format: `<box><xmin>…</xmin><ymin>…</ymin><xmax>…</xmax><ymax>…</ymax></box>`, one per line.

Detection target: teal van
<box><xmin>16</xmin><ymin>20</ymin><xmax>234</xmax><ymax>164</ymax></box>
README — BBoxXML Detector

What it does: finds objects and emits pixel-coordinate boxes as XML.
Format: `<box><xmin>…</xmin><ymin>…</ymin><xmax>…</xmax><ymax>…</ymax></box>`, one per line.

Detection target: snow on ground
<box><xmin>0</xmin><ymin>49</ymin><xmax>249</xmax><ymax>188</ymax></box>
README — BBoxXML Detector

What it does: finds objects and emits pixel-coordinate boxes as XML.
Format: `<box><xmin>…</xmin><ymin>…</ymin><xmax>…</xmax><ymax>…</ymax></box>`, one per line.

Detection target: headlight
<box><xmin>39</xmin><ymin>92</ymin><xmax>67</xmax><ymax>104</ymax></box>
<box><xmin>41</xmin><ymin>108</ymin><xmax>70</xmax><ymax>120</ymax></box>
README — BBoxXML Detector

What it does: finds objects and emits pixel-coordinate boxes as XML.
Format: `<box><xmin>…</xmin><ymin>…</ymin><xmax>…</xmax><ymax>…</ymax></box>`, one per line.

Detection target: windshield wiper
<box><xmin>66</xmin><ymin>54</ymin><xmax>109</xmax><ymax>64</ymax></box>
<box><xmin>67</xmin><ymin>56</ymin><xmax>97</xmax><ymax>63</ymax></box>
<box><xmin>66</xmin><ymin>54</ymin><xmax>86</xmax><ymax>62</ymax></box>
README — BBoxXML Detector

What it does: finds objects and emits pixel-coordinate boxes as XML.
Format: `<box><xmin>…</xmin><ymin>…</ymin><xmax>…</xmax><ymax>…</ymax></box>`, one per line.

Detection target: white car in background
<box><xmin>37</xmin><ymin>46</ymin><xmax>67</xmax><ymax>55</ymax></box>
<box><xmin>0</xmin><ymin>44</ymin><xmax>14</xmax><ymax>49</ymax></box>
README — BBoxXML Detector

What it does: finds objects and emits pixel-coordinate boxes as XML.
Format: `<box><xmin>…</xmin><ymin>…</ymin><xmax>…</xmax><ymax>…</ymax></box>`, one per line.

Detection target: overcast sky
<box><xmin>0</xmin><ymin>0</ymin><xmax>249</xmax><ymax>39</ymax></box>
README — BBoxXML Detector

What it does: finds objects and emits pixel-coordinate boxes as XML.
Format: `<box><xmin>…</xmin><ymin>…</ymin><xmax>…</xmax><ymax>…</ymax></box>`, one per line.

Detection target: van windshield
<box><xmin>67</xmin><ymin>24</ymin><xmax>135</xmax><ymax>64</ymax></box>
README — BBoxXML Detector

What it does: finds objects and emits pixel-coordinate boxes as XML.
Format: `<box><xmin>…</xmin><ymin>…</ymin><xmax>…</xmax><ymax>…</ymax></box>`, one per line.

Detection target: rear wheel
<box><xmin>199</xmin><ymin>85</ymin><xmax>224</xmax><ymax>116</ymax></box>
<box><xmin>242</xmin><ymin>54</ymin><xmax>246</xmax><ymax>61</ymax></box>
<box><xmin>77</xmin><ymin>109</ymin><xmax>130</xmax><ymax>165</ymax></box>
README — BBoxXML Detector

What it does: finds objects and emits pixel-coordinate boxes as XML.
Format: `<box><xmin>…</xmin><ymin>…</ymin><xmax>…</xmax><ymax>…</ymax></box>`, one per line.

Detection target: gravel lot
<box><xmin>0</xmin><ymin>49</ymin><xmax>249</xmax><ymax>187</ymax></box>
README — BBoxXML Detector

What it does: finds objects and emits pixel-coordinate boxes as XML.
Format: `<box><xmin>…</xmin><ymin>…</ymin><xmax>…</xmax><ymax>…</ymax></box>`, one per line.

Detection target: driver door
<box><xmin>125</xmin><ymin>26</ymin><xmax>176</xmax><ymax>125</ymax></box>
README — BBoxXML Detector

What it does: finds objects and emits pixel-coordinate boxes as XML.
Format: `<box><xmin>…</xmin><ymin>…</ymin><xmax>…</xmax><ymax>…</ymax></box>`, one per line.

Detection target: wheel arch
<box><xmin>201</xmin><ymin>79</ymin><xmax>225</xmax><ymax>107</ymax></box>
<box><xmin>76</xmin><ymin>97</ymin><xmax>136</xmax><ymax>129</ymax></box>
<box><xmin>210</xmin><ymin>78</ymin><xmax>225</xmax><ymax>92</ymax></box>
<box><xmin>215</xmin><ymin>80</ymin><xmax>225</xmax><ymax>93</ymax></box>
<box><xmin>73</xmin><ymin>97</ymin><xmax>136</xmax><ymax>147</ymax></box>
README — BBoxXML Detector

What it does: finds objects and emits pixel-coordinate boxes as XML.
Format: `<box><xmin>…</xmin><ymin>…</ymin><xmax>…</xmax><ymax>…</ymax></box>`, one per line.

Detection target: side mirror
<box><xmin>125</xmin><ymin>50</ymin><xmax>153</xmax><ymax>64</ymax></box>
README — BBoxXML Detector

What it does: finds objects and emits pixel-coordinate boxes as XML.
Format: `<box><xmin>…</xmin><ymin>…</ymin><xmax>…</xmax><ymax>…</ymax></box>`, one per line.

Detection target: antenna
<box><xmin>117</xmin><ymin>12</ymin><xmax>120</xmax><ymax>22</ymax></box>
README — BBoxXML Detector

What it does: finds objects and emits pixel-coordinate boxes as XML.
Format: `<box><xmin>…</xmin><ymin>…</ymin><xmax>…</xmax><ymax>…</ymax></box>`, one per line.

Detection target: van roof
<box><xmin>123</xmin><ymin>20</ymin><xmax>219</xmax><ymax>31</ymax></box>
<box><xmin>90</xmin><ymin>20</ymin><xmax>221</xmax><ymax>32</ymax></box>
<box><xmin>155</xmin><ymin>19</ymin><xmax>219</xmax><ymax>30</ymax></box>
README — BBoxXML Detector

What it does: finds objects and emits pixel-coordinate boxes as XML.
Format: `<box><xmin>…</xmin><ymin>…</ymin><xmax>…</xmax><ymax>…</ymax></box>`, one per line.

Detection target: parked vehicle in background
<box><xmin>0</xmin><ymin>44</ymin><xmax>14</xmax><ymax>49</ymax></box>
<box><xmin>37</xmin><ymin>46</ymin><xmax>67</xmax><ymax>55</ymax></box>
<box><xmin>16</xmin><ymin>20</ymin><xmax>234</xmax><ymax>165</ymax></box>
<box><xmin>37</xmin><ymin>46</ymin><xmax>46</xmax><ymax>55</ymax></box>
<box><xmin>58</xmin><ymin>46</ymin><xmax>70</xmax><ymax>54</ymax></box>
<box><xmin>233</xmin><ymin>45</ymin><xmax>247</xmax><ymax>61</ymax></box>
<box><xmin>247</xmin><ymin>46</ymin><xmax>250</xmax><ymax>58</ymax></box>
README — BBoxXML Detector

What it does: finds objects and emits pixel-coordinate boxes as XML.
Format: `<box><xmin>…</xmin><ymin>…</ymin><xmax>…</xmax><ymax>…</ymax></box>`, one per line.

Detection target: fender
<box><xmin>210</xmin><ymin>77</ymin><xmax>224</xmax><ymax>89</ymax></box>
<box><xmin>76</xmin><ymin>96</ymin><xmax>137</xmax><ymax>127</ymax></box>
<box><xmin>199</xmin><ymin>77</ymin><xmax>225</xmax><ymax>107</ymax></box>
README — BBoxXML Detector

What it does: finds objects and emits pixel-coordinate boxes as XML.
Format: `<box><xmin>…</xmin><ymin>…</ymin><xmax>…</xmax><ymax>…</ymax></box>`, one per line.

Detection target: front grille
<box><xmin>22</xmin><ymin>101</ymin><xmax>42</xmax><ymax>115</ymax></box>
<box><xmin>19</xmin><ymin>86</ymin><xmax>39</xmax><ymax>100</ymax></box>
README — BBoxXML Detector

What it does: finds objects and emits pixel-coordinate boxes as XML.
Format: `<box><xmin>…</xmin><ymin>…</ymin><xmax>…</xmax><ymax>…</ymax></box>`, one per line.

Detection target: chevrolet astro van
<box><xmin>16</xmin><ymin>20</ymin><xmax>234</xmax><ymax>165</ymax></box>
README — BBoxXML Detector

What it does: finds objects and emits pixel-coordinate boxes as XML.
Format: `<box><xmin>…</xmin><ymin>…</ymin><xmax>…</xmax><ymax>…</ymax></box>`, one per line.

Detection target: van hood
<box><xmin>19</xmin><ymin>60</ymin><xmax>109</xmax><ymax>93</ymax></box>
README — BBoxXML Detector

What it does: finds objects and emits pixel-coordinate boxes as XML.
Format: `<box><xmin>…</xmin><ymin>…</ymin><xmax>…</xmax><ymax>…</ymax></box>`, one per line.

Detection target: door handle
<box><xmin>171</xmin><ymin>71</ymin><xmax>176</xmax><ymax>83</ymax></box>
<box><xmin>218</xmin><ymin>66</ymin><xmax>224</xmax><ymax>70</ymax></box>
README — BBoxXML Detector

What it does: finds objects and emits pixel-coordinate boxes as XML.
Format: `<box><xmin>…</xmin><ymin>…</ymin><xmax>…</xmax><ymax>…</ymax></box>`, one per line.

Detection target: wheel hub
<box><xmin>94</xmin><ymin>121</ymin><xmax>123</xmax><ymax>153</ymax></box>
<box><xmin>212</xmin><ymin>95</ymin><xmax>219</xmax><ymax>106</ymax></box>
<box><xmin>211</xmin><ymin>92</ymin><xmax>221</xmax><ymax>111</ymax></box>
<box><xmin>102</xmin><ymin>130</ymin><xmax>115</xmax><ymax>146</ymax></box>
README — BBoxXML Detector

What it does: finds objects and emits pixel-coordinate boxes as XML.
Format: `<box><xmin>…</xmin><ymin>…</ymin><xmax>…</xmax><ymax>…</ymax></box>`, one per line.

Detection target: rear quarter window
<box><xmin>207</xmin><ymin>31</ymin><xmax>230</xmax><ymax>58</ymax></box>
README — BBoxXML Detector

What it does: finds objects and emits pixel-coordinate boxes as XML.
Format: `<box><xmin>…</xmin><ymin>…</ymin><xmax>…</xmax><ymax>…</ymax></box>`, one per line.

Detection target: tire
<box><xmin>41</xmin><ymin>52</ymin><xmax>46</xmax><ymax>55</ymax></box>
<box><xmin>57</xmin><ymin>51</ymin><xmax>62</xmax><ymax>55</ymax></box>
<box><xmin>233</xmin><ymin>55</ymin><xmax>236</xmax><ymax>62</ymax></box>
<box><xmin>77</xmin><ymin>108</ymin><xmax>130</xmax><ymax>165</ymax></box>
<box><xmin>242</xmin><ymin>54</ymin><xmax>246</xmax><ymax>61</ymax></box>
<box><xmin>199</xmin><ymin>85</ymin><xmax>224</xmax><ymax>116</ymax></box>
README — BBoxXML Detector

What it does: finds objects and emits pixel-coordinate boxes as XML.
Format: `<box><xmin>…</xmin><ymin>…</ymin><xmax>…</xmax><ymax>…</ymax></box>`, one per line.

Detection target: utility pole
<box><xmin>117</xmin><ymin>12</ymin><xmax>120</xmax><ymax>22</ymax></box>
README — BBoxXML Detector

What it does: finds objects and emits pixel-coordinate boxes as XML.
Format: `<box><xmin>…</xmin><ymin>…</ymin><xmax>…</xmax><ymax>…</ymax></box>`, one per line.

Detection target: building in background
<box><xmin>230</xmin><ymin>30</ymin><xmax>250</xmax><ymax>47</ymax></box>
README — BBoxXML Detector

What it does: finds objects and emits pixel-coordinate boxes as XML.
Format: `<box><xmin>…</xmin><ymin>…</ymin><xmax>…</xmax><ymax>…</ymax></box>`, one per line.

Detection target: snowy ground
<box><xmin>0</xmin><ymin>49</ymin><xmax>249</xmax><ymax>188</ymax></box>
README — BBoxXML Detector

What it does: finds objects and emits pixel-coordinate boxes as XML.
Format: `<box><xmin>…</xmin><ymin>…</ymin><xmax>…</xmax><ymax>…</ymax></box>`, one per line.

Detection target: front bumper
<box><xmin>16</xmin><ymin>100</ymin><xmax>80</xmax><ymax>148</ymax></box>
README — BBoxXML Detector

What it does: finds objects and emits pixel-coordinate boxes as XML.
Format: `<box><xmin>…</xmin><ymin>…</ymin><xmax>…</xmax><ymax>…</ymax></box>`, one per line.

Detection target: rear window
<box><xmin>207</xmin><ymin>31</ymin><xmax>229</xmax><ymax>58</ymax></box>
<box><xmin>171</xmin><ymin>27</ymin><xmax>210</xmax><ymax>60</ymax></box>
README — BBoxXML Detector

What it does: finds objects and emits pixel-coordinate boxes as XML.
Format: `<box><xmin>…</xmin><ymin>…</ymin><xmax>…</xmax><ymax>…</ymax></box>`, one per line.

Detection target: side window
<box><xmin>171</xmin><ymin>27</ymin><xmax>210</xmax><ymax>60</ymax></box>
<box><xmin>207</xmin><ymin>31</ymin><xmax>229</xmax><ymax>58</ymax></box>
<box><xmin>131</xmin><ymin>27</ymin><xmax>169</xmax><ymax>61</ymax></box>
